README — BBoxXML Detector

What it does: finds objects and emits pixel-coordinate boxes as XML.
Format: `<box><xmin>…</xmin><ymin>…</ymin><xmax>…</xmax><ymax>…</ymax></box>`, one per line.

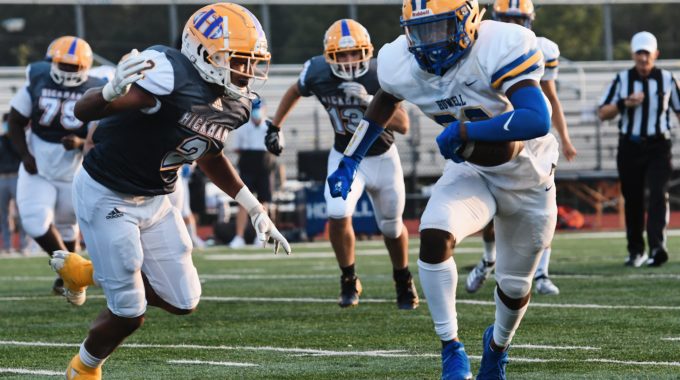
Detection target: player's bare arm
<box><xmin>271</xmin><ymin>83</ymin><xmax>303</xmax><ymax>128</ymax></box>
<box><xmin>75</xmin><ymin>85</ymin><xmax>156</xmax><ymax>122</ymax></box>
<box><xmin>7</xmin><ymin>108</ymin><xmax>37</xmax><ymax>174</ymax></box>
<box><xmin>540</xmin><ymin>79</ymin><xmax>576</xmax><ymax>161</ymax></box>
<box><xmin>365</xmin><ymin>88</ymin><xmax>403</xmax><ymax>128</ymax></box>
<box><xmin>196</xmin><ymin>152</ymin><xmax>245</xmax><ymax>199</ymax></box>
<box><xmin>383</xmin><ymin>94</ymin><xmax>409</xmax><ymax>135</ymax></box>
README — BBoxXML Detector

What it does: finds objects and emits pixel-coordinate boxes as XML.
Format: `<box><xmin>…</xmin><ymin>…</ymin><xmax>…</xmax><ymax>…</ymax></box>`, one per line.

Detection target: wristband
<box><xmin>102</xmin><ymin>82</ymin><xmax>118</xmax><ymax>102</ymax></box>
<box><xmin>234</xmin><ymin>186</ymin><xmax>262</xmax><ymax>216</ymax></box>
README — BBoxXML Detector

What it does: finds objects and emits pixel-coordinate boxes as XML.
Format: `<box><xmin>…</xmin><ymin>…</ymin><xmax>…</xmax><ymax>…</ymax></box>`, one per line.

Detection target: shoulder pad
<box><xmin>377</xmin><ymin>35</ymin><xmax>410</xmax><ymax>100</ymax></box>
<box><xmin>134</xmin><ymin>48</ymin><xmax>175</xmax><ymax>96</ymax></box>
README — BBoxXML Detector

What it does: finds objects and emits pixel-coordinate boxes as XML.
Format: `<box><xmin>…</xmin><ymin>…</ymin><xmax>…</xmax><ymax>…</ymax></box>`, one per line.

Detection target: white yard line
<box><xmin>662</xmin><ymin>337</ymin><xmax>680</xmax><ymax>341</ymax></box>
<box><xmin>168</xmin><ymin>359</ymin><xmax>258</xmax><ymax>367</ymax></box>
<box><xmin>512</xmin><ymin>344</ymin><xmax>600</xmax><ymax>350</ymax></box>
<box><xmin>2</xmin><ymin>294</ymin><xmax>679</xmax><ymax>311</ymax></box>
<box><xmin>585</xmin><ymin>358</ymin><xmax>680</xmax><ymax>366</ymax></box>
<box><xmin>0</xmin><ymin>368</ymin><xmax>62</xmax><ymax>376</ymax></box>
<box><xmin>203</xmin><ymin>247</ymin><xmax>480</xmax><ymax>261</ymax></box>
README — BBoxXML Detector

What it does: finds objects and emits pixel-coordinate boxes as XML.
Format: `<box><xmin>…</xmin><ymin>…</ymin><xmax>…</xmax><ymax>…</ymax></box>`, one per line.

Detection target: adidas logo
<box><xmin>105</xmin><ymin>208</ymin><xmax>124</xmax><ymax>220</ymax></box>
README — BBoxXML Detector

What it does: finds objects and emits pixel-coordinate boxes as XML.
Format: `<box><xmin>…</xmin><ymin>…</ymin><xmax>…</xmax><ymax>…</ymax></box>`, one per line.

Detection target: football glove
<box><xmin>327</xmin><ymin>156</ymin><xmax>359</xmax><ymax>200</ymax></box>
<box><xmin>102</xmin><ymin>49</ymin><xmax>151</xmax><ymax>102</ymax></box>
<box><xmin>264</xmin><ymin>120</ymin><xmax>283</xmax><ymax>156</ymax></box>
<box><xmin>235</xmin><ymin>187</ymin><xmax>291</xmax><ymax>255</ymax></box>
<box><xmin>436</xmin><ymin>121</ymin><xmax>466</xmax><ymax>163</ymax></box>
<box><xmin>339</xmin><ymin>82</ymin><xmax>374</xmax><ymax>106</ymax></box>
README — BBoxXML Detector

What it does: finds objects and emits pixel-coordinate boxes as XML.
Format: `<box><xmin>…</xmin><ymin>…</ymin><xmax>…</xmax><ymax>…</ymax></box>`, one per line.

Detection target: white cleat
<box><xmin>535</xmin><ymin>277</ymin><xmax>560</xmax><ymax>295</ymax></box>
<box><xmin>465</xmin><ymin>260</ymin><xmax>495</xmax><ymax>293</ymax></box>
<box><xmin>228</xmin><ymin>235</ymin><xmax>246</xmax><ymax>249</ymax></box>
<box><xmin>50</xmin><ymin>251</ymin><xmax>94</xmax><ymax>306</ymax></box>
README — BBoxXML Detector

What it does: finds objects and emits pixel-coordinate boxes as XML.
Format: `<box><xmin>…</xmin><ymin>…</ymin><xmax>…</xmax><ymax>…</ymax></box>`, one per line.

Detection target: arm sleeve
<box><xmin>483</xmin><ymin>26</ymin><xmax>544</xmax><ymax>93</ymax></box>
<box><xmin>296</xmin><ymin>59</ymin><xmax>313</xmax><ymax>97</ymax></box>
<box><xmin>134</xmin><ymin>50</ymin><xmax>174</xmax><ymax>96</ymax></box>
<box><xmin>465</xmin><ymin>85</ymin><xmax>551</xmax><ymax>142</ymax></box>
<box><xmin>599</xmin><ymin>74</ymin><xmax>622</xmax><ymax>107</ymax></box>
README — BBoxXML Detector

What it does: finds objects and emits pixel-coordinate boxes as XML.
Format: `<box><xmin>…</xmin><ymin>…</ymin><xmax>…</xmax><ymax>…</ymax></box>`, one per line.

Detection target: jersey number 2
<box><xmin>160</xmin><ymin>136</ymin><xmax>210</xmax><ymax>183</ymax></box>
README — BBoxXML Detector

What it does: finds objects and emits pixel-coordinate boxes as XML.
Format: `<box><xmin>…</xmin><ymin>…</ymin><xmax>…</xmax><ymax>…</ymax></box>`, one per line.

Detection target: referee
<box><xmin>599</xmin><ymin>31</ymin><xmax>680</xmax><ymax>268</ymax></box>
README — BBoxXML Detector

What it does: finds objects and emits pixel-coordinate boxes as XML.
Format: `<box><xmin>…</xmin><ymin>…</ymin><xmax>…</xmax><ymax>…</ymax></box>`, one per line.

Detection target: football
<box><xmin>458</xmin><ymin>140</ymin><xmax>524</xmax><ymax>167</ymax></box>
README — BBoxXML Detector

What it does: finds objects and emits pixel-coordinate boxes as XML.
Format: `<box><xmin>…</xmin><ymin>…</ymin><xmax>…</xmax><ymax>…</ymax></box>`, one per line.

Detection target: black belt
<box><xmin>620</xmin><ymin>135</ymin><xmax>670</xmax><ymax>144</ymax></box>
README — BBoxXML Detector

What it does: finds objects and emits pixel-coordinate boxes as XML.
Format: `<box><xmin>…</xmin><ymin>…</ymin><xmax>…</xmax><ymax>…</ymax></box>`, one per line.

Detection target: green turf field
<box><xmin>1</xmin><ymin>231</ymin><xmax>679</xmax><ymax>379</ymax></box>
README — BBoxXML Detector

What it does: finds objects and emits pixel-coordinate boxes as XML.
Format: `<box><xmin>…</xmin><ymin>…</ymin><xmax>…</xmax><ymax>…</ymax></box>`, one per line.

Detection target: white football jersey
<box><xmin>537</xmin><ymin>36</ymin><xmax>560</xmax><ymax>81</ymax></box>
<box><xmin>378</xmin><ymin>20</ymin><xmax>558</xmax><ymax>190</ymax></box>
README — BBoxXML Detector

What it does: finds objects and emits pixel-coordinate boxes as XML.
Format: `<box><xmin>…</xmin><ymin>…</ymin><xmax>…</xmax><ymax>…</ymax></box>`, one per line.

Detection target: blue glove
<box><xmin>327</xmin><ymin>156</ymin><xmax>360</xmax><ymax>200</ymax></box>
<box><xmin>436</xmin><ymin>121</ymin><xmax>465</xmax><ymax>163</ymax></box>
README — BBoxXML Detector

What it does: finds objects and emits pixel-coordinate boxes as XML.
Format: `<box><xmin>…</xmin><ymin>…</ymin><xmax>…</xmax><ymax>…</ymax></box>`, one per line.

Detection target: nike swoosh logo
<box><xmin>464</xmin><ymin>80</ymin><xmax>477</xmax><ymax>87</ymax></box>
<box><xmin>545</xmin><ymin>185</ymin><xmax>553</xmax><ymax>191</ymax></box>
<box><xmin>503</xmin><ymin>112</ymin><xmax>514</xmax><ymax>131</ymax></box>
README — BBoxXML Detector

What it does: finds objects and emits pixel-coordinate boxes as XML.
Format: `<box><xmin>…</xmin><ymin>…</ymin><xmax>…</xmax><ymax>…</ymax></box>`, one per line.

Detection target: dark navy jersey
<box><xmin>18</xmin><ymin>61</ymin><xmax>106</xmax><ymax>143</ymax></box>
<box><xmin>297</xmin><ymin>56</ymin><xmax>394</xmax><ymax>156</ymax></box>
<box><xmin>84</xmin><ymin>46</ymin><xmax>250</xmax><ymax>196</ymax></box>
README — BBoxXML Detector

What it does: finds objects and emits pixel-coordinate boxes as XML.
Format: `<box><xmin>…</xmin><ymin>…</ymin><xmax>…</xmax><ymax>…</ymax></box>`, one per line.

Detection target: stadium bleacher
<box><xmin>2</xmin><ymin>60</ymin><xmax>679</xmax><ymax>179</ymax></box>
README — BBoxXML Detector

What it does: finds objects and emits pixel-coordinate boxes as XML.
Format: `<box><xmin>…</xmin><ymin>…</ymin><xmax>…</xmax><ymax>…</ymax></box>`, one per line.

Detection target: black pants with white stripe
<box><xmin>617</xmin><ymin>137</ymin><xmax>672</xmax><ymax>256</ymax></box>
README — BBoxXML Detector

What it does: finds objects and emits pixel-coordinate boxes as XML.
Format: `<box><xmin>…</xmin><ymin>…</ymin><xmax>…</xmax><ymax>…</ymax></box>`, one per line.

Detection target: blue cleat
<box><xmin>441</xmin><ymin>340</ymin><xmax>472</xmax><ymax>380</ymax></box>
<box><xmin>477</xmin><ymin>325</ymin><xmax>509</xmax><ymax>380</ymax></box>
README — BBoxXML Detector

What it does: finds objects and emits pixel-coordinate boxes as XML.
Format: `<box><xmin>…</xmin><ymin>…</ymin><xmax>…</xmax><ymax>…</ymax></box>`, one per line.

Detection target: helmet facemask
<box><xmin>50</xmin><ymin>62</ymin><xmax>89</xmax><ymax>87</ymax></box>
<box><xmin>401</xmin><ymin>3</ymin><xmax>483</xmax><ymax>76</ymax></box>
<box><xmin>326</xmin><ymin>47</ymin><xmax>372</xmax><ymax>80</ymax></box>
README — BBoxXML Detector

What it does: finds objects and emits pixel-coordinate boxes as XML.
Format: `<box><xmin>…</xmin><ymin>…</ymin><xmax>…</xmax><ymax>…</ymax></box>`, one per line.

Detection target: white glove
<box><xmin>235</xmin><ymin>187</ymin><xmax>291</xmax><ymax>255</ymax></box>
<box><xmin>102</xmin><ymin>49</ymin><xmax>151</xmax><ymax>102</ymax></box>
<box><xmin>339</xmin><ymin>82</ymin><xmax>374</xmax><ymax>106</ymax></box>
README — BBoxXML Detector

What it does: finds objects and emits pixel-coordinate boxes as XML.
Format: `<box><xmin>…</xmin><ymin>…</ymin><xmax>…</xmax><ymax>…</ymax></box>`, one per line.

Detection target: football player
<box><xmin>327</xmin><ymin>1</ymin><xmax>558</xmax><ymax>378</ymax></box>
<box><xmin>7</xmin><ymin>36</ymin><xmax>106</xmax><ymax>294</ymax></box>
<box><xmin>265</xmin><ymin>19</ymin><xmax>419</xmax><ymax>309</ymax></box>
<box><xmin>48</xmin><ymin>3</ymin><xmax>290</xmax><ymax>379</ymax></box>
<box><xmin>466</xmin><ymin>0</ymin><xmax>577</xmax><ymax>297</ymax></box>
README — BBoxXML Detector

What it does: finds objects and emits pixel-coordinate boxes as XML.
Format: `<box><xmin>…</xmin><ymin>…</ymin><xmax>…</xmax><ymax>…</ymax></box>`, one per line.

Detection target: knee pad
<box><xmin>20</xmin><ymin>211</ymin><xmax>52</xmax><ymax>238</ymax></box>
<box><xmin>110</xmin><ymin>289</ymin><xmax>147</xmax><ymax>318</ymax></box>
<box><xmin>379</xmin><ymin>217</ymin><xmax>403</xmax><ymax>239</ymax></box>
<box><xmin>495</xmin><ymin>273</ymin><xmax>532</xmax><ymax>299</ymax></box>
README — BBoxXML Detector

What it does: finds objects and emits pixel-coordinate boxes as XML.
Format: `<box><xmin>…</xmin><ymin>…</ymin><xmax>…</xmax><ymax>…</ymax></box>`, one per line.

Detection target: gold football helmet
<box><xmin>323</xmin><ymin>19</ymin><xmax>373</xmax><ymax>80</ymax></box>
<box><xmin>49</xmin><ymin>36</ymin><xmax>93</xmax><ymax>87</ymax></box>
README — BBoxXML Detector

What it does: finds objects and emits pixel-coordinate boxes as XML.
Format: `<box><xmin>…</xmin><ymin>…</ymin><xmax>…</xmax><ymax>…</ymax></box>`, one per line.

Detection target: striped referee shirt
<box><xmin>600</xmin><ymin>67</ymin><xmax>680</xmax><ymax>139</ymax></box>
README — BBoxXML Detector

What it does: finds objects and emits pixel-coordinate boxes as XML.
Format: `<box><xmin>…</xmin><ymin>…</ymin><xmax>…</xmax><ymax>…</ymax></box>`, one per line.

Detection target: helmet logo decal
<box><xmin>193</xmin><ymin>9</ymin><xmax>224</xmax><ymax>40</ymax></box>
<box><xmin>411</xmin><ymin>0</ymin><xmax>432</xmax><ymax>18</ymax></box>
<box><xmin>67</xmin><ymin>38</ymin><xmax>78</xmax><ymax>55</ymax></box>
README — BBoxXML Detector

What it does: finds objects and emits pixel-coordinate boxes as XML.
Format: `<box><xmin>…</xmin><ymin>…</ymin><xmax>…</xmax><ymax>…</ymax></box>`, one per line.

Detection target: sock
<box><xmin>393</xmin><ymin>266</ymin><xmax>411</xmax><ymax>282</ymax></box>
<box><xmin>493</xmin><ymin>288</ymin><xmax>529</xmax><ymax>348</ymax></box>
<box><xmin>418</xmin><ymin>258</ymin><xmax>458</xmax><ymax>341</ymax></box>
<box><xmin>483</xmin><ymin>241</ymin><xmax>497</xmax><ymax>263</ymax></box>
<box><xmin>79</xmin><ymin>343</ymin><xmax>105</xmax><ymax>369</ymax></box>
<box><xmin>340</xmin><ymin>264</ymin><xmax>355</xmax><ymax>278</ymax></box>
<box><xmin>534</xmin><ymin>247</ymin><xmax>551</xmax><ymax>279</ymax></box>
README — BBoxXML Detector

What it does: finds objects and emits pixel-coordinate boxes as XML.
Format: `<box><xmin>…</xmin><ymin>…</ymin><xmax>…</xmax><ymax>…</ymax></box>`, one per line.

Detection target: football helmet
<box><xmin>401</xmin><ymin>0</ymin><xmax>484</xmax><ymax>76</ymax></box>
<box><xmin>181</xmin><ymin>3</ymin><xmax>271</xmax><ymax>99</ymax></box>
<box><xmin>323</xmin><ymin>19</ymin><xmax>373</xmax><ymax>80</ymax></box>
<box><xmin>492</xmin><ymin>0</ymin><xmax>535</xmax><ymax>29</ymax></box>
<box><xmin>49</xmin><ymin>36</ymin><xmax>93</xmax><ymax>87</ymax></box>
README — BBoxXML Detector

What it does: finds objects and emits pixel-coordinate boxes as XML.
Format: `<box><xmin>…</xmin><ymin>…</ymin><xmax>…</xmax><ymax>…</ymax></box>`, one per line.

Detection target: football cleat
<box><xmin>395</xmin><ymin>273</ymin><xmax>420</xmax><ymax>310</ymax></box>
<box><xmin>624</xmin><ymin>252</ymin><xmax>648</xmax><ymax>268</ymax></box>
<box><xmin>441</xmin><ymin>341</ymin><xmax>473</xmax><ymax>380</ymax></box>
<box><xmin>647</xmin><ymin>248</ymin><xmax>669</xmax><ymax>267</ymax></box>
<box><xmin>465</xmin><ymin>260</ymin><xmax>495</xmax><ymax>293</ymax></box>
<box><xmin>50</xmin><ymin>251</ymin><xmax>94</xmax><ymax>306</ymax></box>
<box><xmin>52</xmin><ymin>277</ymin><xmax>65</xmax><ymax>296</ymax></box>
<box><xmin>338</xmin><ymin>275</ymin><xmax>362</xmax><ymax>308</ymax></box>
<box><xmin>534</xmin><ymin>276</ymin><xmax>559</xmax><ymax>295</ymax></box>
<box><xmin>477</xmin><ymin>325</ymin><xmax>509</xmax><ymax>380</ymax></box>
<box><xmin>66</xmin><ymin>354</ymin><xmax>101</xmax><ymax>380</ymax></box>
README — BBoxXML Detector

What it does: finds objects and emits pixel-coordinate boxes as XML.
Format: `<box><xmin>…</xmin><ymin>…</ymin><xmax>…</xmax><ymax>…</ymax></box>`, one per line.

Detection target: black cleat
<box><xmin>52</xmin><ymin>277</ymin><xmax>64</xmax><ymax>296</ymax></box>
<box><xmin>647</xmin><ymin>248</ymin><xmax>669</xmax><ymax>267</ymax></box>
<box><xmin>338</xmin><ymin>275</ymin><xmax>362</xmax><ymax>308</ymax></box>
<box><xmin>395</xmin><ymin>274</ymin><xmax>419</xmax><ymax>310</ymax></box>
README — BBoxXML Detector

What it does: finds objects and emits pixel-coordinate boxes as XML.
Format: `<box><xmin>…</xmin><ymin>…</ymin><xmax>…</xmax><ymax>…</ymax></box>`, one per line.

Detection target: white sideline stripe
<box><xmin>3</xmin><ymin>341</ymin><xmax>678</xmax><ymax>366</ymax></box>
<box><xmin>203</xmin><ymin>248</ymin><xmax>480</xmax><ymax>261</ymax></box>
<box><xmin>0</xmin><ymin>368</ymin><xmax>62</xmax><ymax>376</ymax></box>
<box><xmin>662</xmin><ymin>337</ymin><xmax>680</xmax><ymax>341</ymax></box>
<box><xmin>6</xmin><ymin>272</ymin><xmax>680</xmax><ymax>282</ymax></box>
<box><xmin>168</xmin><ymin>359</ymin><xmax>258</xmax><ymax>367</ymax></box>
<box><xmin>585</xmin><ymin>358</ymin><xmax>680</xmax><ymax>367</ymax></box>
<box><xmin>2</xmin><ymin>295</ymin><xmax>680</xmax><ymax>311</ymax></box>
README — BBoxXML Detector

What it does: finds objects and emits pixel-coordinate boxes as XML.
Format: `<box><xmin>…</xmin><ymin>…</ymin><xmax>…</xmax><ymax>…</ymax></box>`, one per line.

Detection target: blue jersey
<box><xmin>297</xmin><ymin>56</ymin><xmax>394</xmax><ymax>156</ymax></box>
<box><xmin>18</xmin><ymin>61</ymin><xmax>106</xmax><ymax>143</ymax></box>
<box><xmin>84</xmin><ymin>46</ymin><xmax>251</xmax><ymax>196</ymax></box>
